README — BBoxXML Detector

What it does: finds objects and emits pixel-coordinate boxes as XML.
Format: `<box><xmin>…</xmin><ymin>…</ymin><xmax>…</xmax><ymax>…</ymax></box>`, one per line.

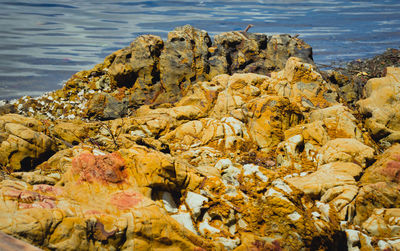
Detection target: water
<box><xmin>1</xmin><ymin>0</ymin><xmax>399</xmax><ymax>100</ymax></box>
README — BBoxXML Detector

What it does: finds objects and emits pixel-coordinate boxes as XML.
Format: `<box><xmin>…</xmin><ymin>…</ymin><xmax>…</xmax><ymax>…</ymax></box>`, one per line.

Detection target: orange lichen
<box><xmin>114</xmin><ymin>87</ymin><xmax>127</xmax><ymax>100</ymax></box>
<box><xmin>203</xmin><ymin>177</ymin><xmax>226</xmax><ymax>196</ymax></box>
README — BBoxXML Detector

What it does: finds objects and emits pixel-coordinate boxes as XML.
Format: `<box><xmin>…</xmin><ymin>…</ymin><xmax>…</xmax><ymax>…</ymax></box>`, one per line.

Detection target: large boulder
<box><xmin>316</xmin><ymin>138</ymin><xmax>375</xmax><ymax>167</ymax></box>
<box><xmin>0</xmin><ymin>147</ymin><xmax>215</xmax><ymax>250</ymax></box>
<box><xmin>158</xmin><ymin>25</ymin><xmax>212</xmax><ymax>104</ymax></box>
<box><xmin>358</xmin><ymin>67</ymin><xmax>400</xmax><ymax>146</ymax></box>
<box><xmin>0</xmin><ymin>114</ymin><xmax>57</xmax><ymax>172</ymax></box>
<box><xmin>209</xmin><ymin>32</ymin><xmax>313</xmax><ymax>77</ymax></box>
<box><xmin>286</xmin><ymin>161</ymin><xmax>362</xmax><ymax>220</ymax></box>
<box><xmin>108</xmin><ymin>34</ymin><xmax>164</xmax><ymax>90</ymax></box>
<box><xmin>266</xmin><ymin>57</ymin><xmax>338</xmax><ymax>112</ymax></box>
<box><xmin>276</xmin><ymin>105</ymin><xmax>370</xmax><ymax>171</ymax></box>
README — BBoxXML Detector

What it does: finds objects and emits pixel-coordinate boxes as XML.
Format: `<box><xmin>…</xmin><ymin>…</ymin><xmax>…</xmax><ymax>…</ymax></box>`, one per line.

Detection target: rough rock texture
<box><xmin>158</xmin><ymin>25</ymin><xmax>211</xmax><ymax>103</ymax></box>
<box><xmin>358</xmin><ymin>67</ymin><xmax>400</xmax><ymax>146</ymax></box>
<box><xmin>287</xmin><ymin>161</ymin><xmax>362</xmax><ymax>220</ymax></box>
<box><xmin>323</xmin><ymin>48</ymin><xmax>400</xmax><ymax>107</ymax></box>
<box><xmin>10</xmin><ymin>25</ymin><xmax>313</xmax><ymax>121</ymax></box>
<box><xmin>0</xmin><ymin>114</ymin><xmax>57</xmax><ymax>172</ymax></box>
<box><xmin>2</xmin><ymin>26</ymin><xmax>400</xmax><ymax>250</ymax></box>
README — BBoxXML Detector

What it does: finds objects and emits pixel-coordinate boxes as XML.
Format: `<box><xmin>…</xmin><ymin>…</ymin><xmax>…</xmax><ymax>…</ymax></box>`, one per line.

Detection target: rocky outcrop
<box><xmin>0</xmin><ymin>114</ymin><xmax>57</xmax><ymax>172</ymax></box>
<box><xmin>0</xmin><ymin>148</ymin><xmax>215</xmax><ymax>250</ymax></box>
<box><xmin>2</xmin><ymin>26</ymin><xmax>400</xmax><ymax>250</ymax></box>
<box><xmin>345</xmin><ymin>144</ymin><xmax>400</xmax><ymax>249</ymax></box>
<box><xmin>158</xmin><ymin>25</ymin><xmax>211</xmax><ymax>104</ymax></box>
<box><xmin>358</xmin><ymin>67</ymin><xmax>400</xmax><ymax>146</ymax></box>
<box><xmin>323</xmin><ymin>48</ymin><xmax>400</xmax><ymax>107</ymax></box>
<box><xmin>11</xmin><ymin>25</ymin><xmax>313</xmax><ymax>121</ymax></box>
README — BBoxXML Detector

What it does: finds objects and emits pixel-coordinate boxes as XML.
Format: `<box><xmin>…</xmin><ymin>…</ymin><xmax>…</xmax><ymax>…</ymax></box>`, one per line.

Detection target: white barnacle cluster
<box><xmin>14</xmin><ymin>89</ymin><xmax>90</xmax><ymax>121</ymax></box>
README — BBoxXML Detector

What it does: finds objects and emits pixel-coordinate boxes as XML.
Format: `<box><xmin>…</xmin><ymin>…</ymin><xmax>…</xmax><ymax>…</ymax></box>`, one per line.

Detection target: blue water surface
<box><xmin>0</xmin><ymin>0</ymin><xmax>399</xmax><ymax>99</ymax></box>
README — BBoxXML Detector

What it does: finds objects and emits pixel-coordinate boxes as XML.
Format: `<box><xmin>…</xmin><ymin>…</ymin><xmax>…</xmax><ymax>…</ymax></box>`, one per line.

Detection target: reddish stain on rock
<box><xmin>19</xmin><ymin>199</ymin><xmax>56</xmax><ymax>209</ymax></box>
<box><xmin>3</xmin><ymin>188</ymin><xmax>55</xmax><ymax>203</ymax></box>
<box><xmin>33</xmin><ymin>184</ymin><xmax>63</xmax><ymax>196</ymax></box>
<box><xmin>110</xmin><ymin>191</ymin><xmax>143</xmax><ymax>210</ymax></box>
<box><xmin>2</xmin><ymin>188</ymin><xmax>23</xmax><ymax>198</ymax></box>
<box><xmin>84</xmin><ymin>209</ymin><xmax>103</xmax><ymax>215</ymax></box>
<box><xmin>71</xmin><ymin>151</ymin><xmax>126</xmax><ymax>184</ymax></box>
<box><xmin>381</xmin><ymin>154</ymin><xmax>400</xmax><ymax>183</ymax></box>
<box><xmin>250</xmin><ymin>240</ymin><xmax>282</xmax><ymax>251</ymax></box>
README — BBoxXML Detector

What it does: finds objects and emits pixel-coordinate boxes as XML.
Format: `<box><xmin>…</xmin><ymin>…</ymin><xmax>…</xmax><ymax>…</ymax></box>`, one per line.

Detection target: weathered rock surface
<box><xmin>317</xmin><ymin>138</ymin><xmax>374</xmax><ymax>167</ymax></box>
<box><xmin>267</xmin><ymin>57</ymin><xmax>338</xmax><ymax>112</ymax></box>
<box><xmin>358</xmin><ymin>67</ymin><xmax>400</xmax><ymax>146</ymax></box>
<box><xmin>2</xmin><ymin>26</ymin><xmax>400</xmax><ymax>250</ymax></box>
<box><xmin>0</xmin><ymin>114</ymin><xmax>57</xmax><ymax>172</ymax></box>
<box><xmin>326</xmin><ymin>48</ymin><xmax>400</xmax><ymax>107</ymax></box>
<box><xmin>11</xmin><ymin>25</ymin><xmax>314</xmax><ymax>121</ymax></box>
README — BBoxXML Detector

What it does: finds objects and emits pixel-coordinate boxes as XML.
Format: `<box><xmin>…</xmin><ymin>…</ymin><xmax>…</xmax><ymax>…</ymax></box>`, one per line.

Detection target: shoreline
<box><xmin>1</xmin><ymin>25</ymin><xmax>400</xmax><ymax>250</ymax></box>
<box><xmin>1</xmin><ymin>45</ymin><xmax>398</xmax><ymax>105</ymax></box>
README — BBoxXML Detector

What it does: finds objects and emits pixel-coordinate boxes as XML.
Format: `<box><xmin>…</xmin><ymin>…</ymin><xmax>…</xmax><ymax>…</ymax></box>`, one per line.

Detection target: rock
<box><xmin>0</xmin><ymin>103</ymin><xmax>17</xmax><ymax>116</ymax></box>
<box><xmin>266</xmin><ymin>57</ymin><xmax>338</xmax><ymax>111</ymax></box>
<box><xmin>185</xmin><ymin>191</ymin><xmax>208</xmax><ymax>219</ymax></box>
<box><xmin>13</xmin><ymin>25</ymin><xmax>314</xmax><ymax>121</ymax></box>
<box><xmin>209</xmin><ymin>73</ymin><xmax>267</xmax><ymax>120</ymax></box>
<box><xmin>158</xmin><ymin>25</ymin><xmax>212</xmax><ymax>104</ymax></box>
<box><xmin>287</xmin><ymin>162</ymin><xmax>362</xmax><ymax>197</ymax></box>
<box><xmin>118</xmin><ymin>146</ymin><xmax>204</xmax><ymax>196</ymax></box>
<box><xmin>0</xmin><ymin>231</ymin><xmax>42</xmax><ymax>251</ymax></box>
<box><xmin>85</xmin><ymin>93</ymin><xmax>128</xmax><ymax>120</ymax></box>
<box><xmin>160</xmin><ymin>116</ymin><xmax>251</xmax><ymax>152</ymax></box>
<box><xmin>331</xmin><ymin>48</ymin><xmax>400</xmax><ymax>106</ymax></box>
<box><xmin>53</xmin><ymin>120</ymin><xmax>96</xmax><ymax>147</ymax></box>
<box><xmin>360</xmin><ymin>144</ymin><xmax>400</xmax><ymax>184</ymax></box>
<box><xmin>286</xmin><ymin>162</ymin><xmax>361</xmax><ymax>220</ymax></box>
<box><xmin>284</xmin><ymin>56</ymin><xmax>322</xmax><ymax>83</ymax></box>
<box><xmin>276</xmin><ymin>105</ymin><xmax>368</xmax><ymax>171</ymax></box>
<box><xmin>358</xmin><ymin>67</ymin><xmax>400</xmax><ymax>145</ymax></box>
<box><xmin>362</xmin><ymin>208</ymin><xmax>400</xmax><ymax>237</ymax></box>
<box><xmin>170</xmin><ymin>212</ymin><xmax>198</xmax><ymax>234</ymax></box>
<box><xmin>309</xmin><ymin>105</ymin><xmax>363</xmax><ymax>141</ymax></box>
<box><xmin>70</xmin><ymin>151</ymin><xmax>126</xmax><ymax>184</ymax></box>
<box><xmin>245</xmin><ymin>95</ymin><xmax>303</xmax><ymax>151</ymax></box>
<box><xmin>0</xmin><ymin>114</ymin><xmax>57</xmax><ymax>171</ymax></box>
<box><xmin>108</xmin><ymin>35</ymin><xmax>164</xmax><ymax>90</ymax></box>
<box><xmin>0</xmin><ymin>148</ymin><xmax>217</xmax><ymax>250</ymax></box>
<box><xmin>354</xmin><ymin>182</ymin><xmax>400</xmax><ymax>226</ymax></box>
<box><xmin>210</xmin><ymin>32</ymin><xmax>313</xmax><ymax>77</ymax></box>
<box><xmin>161</xmin><ymin>191</ymin><xmax>178</xmax><ymax>213</ymax></box>
<box><xmin>317</xmin><ymin>138</ymin><xmax>375</xmax><ymax>167</ymax></box>
<box><xmin>353</xmin><ymin>145</ymin><xmax>400</xmax><ymax>226</ymax></box>
<box><xmin>11</xmin><ymin>170</ymin><xmax>59</xmax><ymax>185</ymax></box>
<box><xmin>5</xmin><ymin>26</ymin><xmax>400</xmax><ymax>250</ymax></box>
<box><xmin>345</xmin><ymin>229</ymin><xmax>373</xmax><ymax>251</ymax></box>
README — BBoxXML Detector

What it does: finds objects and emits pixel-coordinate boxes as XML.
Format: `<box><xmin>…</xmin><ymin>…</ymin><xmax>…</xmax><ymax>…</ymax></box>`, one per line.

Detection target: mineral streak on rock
<box><xmin>1</xmin><ymin>25</ymin><xmax>400</xmax><ymax>250</ymax></box>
